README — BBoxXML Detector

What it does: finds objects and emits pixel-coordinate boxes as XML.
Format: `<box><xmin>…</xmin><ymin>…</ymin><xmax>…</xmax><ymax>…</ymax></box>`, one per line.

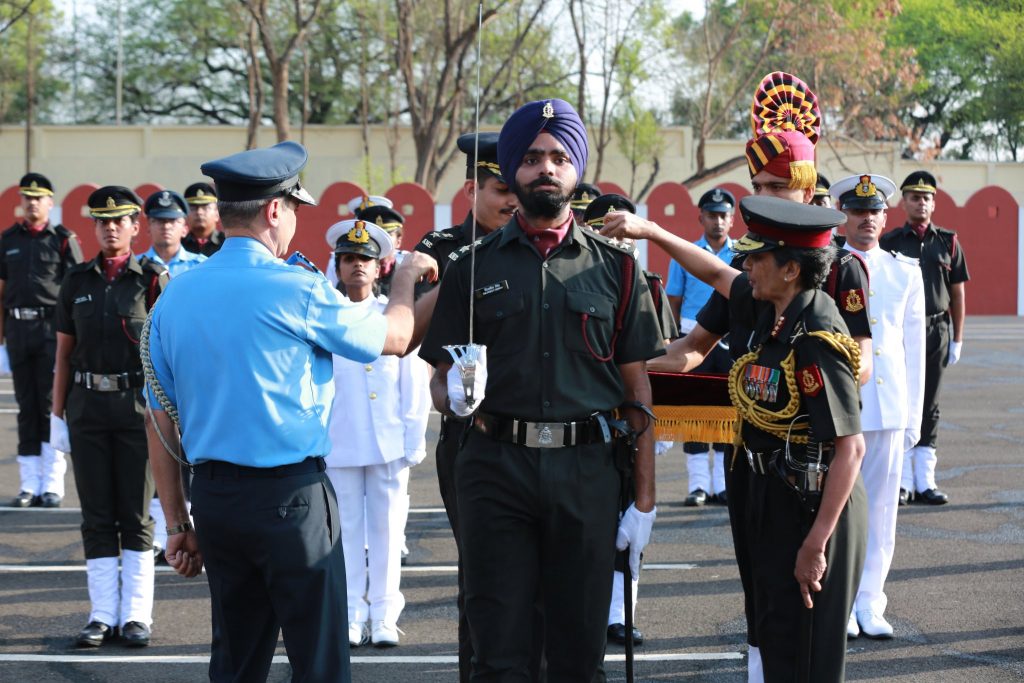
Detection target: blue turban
<box><xmin>497</xmin><ymin>98</ymin><xmax>589</xmax><ymax>189</ymax></box>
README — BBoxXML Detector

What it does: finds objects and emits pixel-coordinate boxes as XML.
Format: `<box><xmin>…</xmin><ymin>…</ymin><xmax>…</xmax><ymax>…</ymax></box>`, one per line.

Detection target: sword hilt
<box><xmin>444</xmin><ymin>343</ymin><xmax>484</xmax><ymax>410</ymax></box>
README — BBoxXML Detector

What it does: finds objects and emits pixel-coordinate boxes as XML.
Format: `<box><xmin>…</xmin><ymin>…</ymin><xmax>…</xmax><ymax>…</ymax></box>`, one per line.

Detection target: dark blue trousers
<box><xmin>191</xmin><ymin>459</ymin><xmax>350</xmax><ymax>683</ymax></box>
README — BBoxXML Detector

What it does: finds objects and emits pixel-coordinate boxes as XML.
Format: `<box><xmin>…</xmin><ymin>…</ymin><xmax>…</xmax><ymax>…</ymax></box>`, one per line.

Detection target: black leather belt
<box><xmin>8</xmin><ymin>306</ymin><xmax>52</xmax><ymax>321</ymax></box>
<box><xmin>744</xmin><ymin>447</ymin><xmax>783</xmax><ymax>476</ymax></box>
<box><xmin>73</xmin><ymin>370</ymin><xmax>145</xmax><ymax>392</ymax></box>
<box><xmin>195</xmin><ymin>456</ymin><xmax>326</xmax><ymax>479</ymax></box>
<box><xmin>472</xmin><ymin>411</ymin><xmax>611</xmax><ymax>448</ymax></box>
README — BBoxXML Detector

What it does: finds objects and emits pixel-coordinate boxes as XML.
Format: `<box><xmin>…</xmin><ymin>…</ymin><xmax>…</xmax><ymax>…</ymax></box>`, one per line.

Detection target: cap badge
<box><xmin>158</xmin><ymin>192</ymin><xmax>171</xmax><ymax>207</ymax></box>
<box><xmin>347</xmin><ymin>224</ymin><xmax>370</xmax><ymax>244</ymax></box>
<box><xmin>855</xmin><ymin>175</ymin><xmax>877</xmax><ymax>198</ymax></box>
<box><xmin>582</xmin><ymin>192</ymin><xmax>592</xmax><ymax>202</ymax></box>
<box><xmin>711</xmin><ymin>190</ymin><xmax>723</xmax><ymax>203</ymax></box>
<box><xmin>541</xmin><ymin>101</ymin><xmax>554</xmax><ymax>119</ymax></box>
<box><xmin>106</xmin><ymin>197</ymin><xmax>116</xmax><ymax>209</ymax></box>
<box><xmin>196</xmin><ymin>189</ymin><xmax>206</xmax><ymax>198</ymax></box>
<box><xmin>30</xmin><ymin>181</ymin><xmax>39</xmax><ymax>189</ymax></box>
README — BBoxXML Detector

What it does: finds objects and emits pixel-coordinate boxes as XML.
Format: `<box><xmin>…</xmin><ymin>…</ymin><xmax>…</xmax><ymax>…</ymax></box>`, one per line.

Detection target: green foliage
<box><xmin>0</xmin><ymin>0</ymin><xmax>65</xmax><ymax>124</ymax></box>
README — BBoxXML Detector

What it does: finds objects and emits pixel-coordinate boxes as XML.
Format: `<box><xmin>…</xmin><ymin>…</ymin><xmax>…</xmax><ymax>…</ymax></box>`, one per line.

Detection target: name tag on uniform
<box><xmin>74</xmin><ymin>295</ymin><xmax>93</xmax><ymax>304</ymax></box>
<box><xmin>475</xmin><ymin>281</ymin><xmax>509</xmax><ymax>299</ymax></box>
<box><xmin>6</xmin><ymin>248</ymin><xmax>20</xmax><ymax>256</ymax></box>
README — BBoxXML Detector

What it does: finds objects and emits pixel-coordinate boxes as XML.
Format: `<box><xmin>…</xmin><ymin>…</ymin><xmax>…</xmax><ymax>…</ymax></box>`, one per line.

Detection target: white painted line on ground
<box><xmin>1</xmin><ymin>506</ymin><xmax>449</xmax><ymax>515</ymax></box>
<box><xmin>0</xmin><ymin>563</ymin><xmax>698</xmax><ymax>574</ymax></box>
<box><xmin>0</xmin><ymin>408</ymin><xmax>18</xmax><ymax>414</ymax></box>
<box><xmin>0</xmin><ymin>651</ymin><xmax>743</xmax><ymax>664</ymax></box>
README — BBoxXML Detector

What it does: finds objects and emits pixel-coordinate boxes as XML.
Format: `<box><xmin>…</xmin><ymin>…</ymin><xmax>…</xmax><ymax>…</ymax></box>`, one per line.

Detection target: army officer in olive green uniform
<box><xmin>602</xmin><ymin>195</ymin><xmax>867</xmax><ymax>683</ymax></box>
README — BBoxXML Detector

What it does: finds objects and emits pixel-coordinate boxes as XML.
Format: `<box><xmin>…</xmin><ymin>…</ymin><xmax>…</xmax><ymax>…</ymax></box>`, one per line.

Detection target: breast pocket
<box><xmin>564</xmin><ymin>289</ymin><xmax>617</xmax><ymax>360</ymax></box>
<box><xmin>116</xmin><ymin>297</ymin><xmax>147</xmax><ymax>345</ymax></box>
<box><xmin>474</xmin><ymin>291</ymin><xmax>525</xmax><ymax>352</ymax></box>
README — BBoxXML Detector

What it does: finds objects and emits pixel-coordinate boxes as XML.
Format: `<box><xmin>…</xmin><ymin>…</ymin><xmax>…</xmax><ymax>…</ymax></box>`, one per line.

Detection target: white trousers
<box><xmin>748</xmin><ymin>645</ymin><xmax>763</xmax><ymax>683</ymax></box>
<box><xmin>85</xmin><ymin>552</ymin><xmax>154</xmax><ymax>627</ymax></box>
<box><xmin>607</xmin><ymin>569</ymin><xmax>639</xmax><ymax>625</ymax></box>
<box><xmin>856</xmin><ymin>429</ymin><xmax>902</xmax><ymax>616</ymax></box>
<box><xmin>150</xmin><ymin>498</ymin><xmax>167</xmax><ymax>552</ymax></box>
<box><xmin>901</xmin><ymin>445</ymin><xmax>938</xmax><ymax>492</ymax></box>
<box><xmin>686</xmin><ymin>450</ymin><xmax>726</xmax><ymax>495</ymax></box>
<box><xmin>328</xmin><ymin>460</ymin><xmax>409</xmax><ymax>626</ymax></box>
<box><xmin>16</xmin><ymin>455</ymin><xmax>41</xmax><ymax>496</ymax></box>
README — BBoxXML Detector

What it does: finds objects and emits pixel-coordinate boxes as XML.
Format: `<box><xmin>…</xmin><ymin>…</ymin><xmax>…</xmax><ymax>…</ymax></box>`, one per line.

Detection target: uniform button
<box><xmin>869</xmin><ymin>290</ymin><xmax>875</xmax><ymax>296</ymax></box>
<box><xmin>543</xmin><ymin>352</ymin><xmax>550</xmax><ymax>358</ymax></box>
<box><xmin>365</xmin><ymin>365</ymin><xmax>373</xmax><ymax>372</ymax></box>
<box><xmin>369</xmin><ymin>392</ymin><xmax>378</xmax><ymax>399</ymax></box>
<box><xmin>543</xmin><ymin>263</ymin><xmax>550</xmax><ymax>269</ymax></box>
<box><xmin>876</xmin><ymin>378</ymin><xmax>884</xmax><ymax>385</ymax></box>
<box><xmin>588</xmin><ymin>306</ymin><xmax>596</xmax><ymax>313</ymax></box>
<box><xmin>870</xmin><ymin>318</ymin><xmax>878</xmax><ymax>324</ymax></box>
<box><xmin>496</xmin><ymin>311</ymin><xmax>503</xmax><ymax>318</ymax></box>
<box><xmin>875</xmin><ymin>349</ymin><xmax>882</xmax><ymax>356</ymax></box>
<box><xmin>543</xmin><ymin>401</ymin><xmax>551</xmax><ymax>408</ymax></box>
<box><xmin>543</xmin><ymin>303</ymin><xmax>550</xmax><ymax>310</ymax></box>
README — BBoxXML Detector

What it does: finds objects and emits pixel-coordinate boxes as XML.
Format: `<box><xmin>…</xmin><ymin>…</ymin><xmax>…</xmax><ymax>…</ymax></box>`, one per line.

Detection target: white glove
<box><xmin>947</xmin><ymin>340</ymin><xmax>962</xmax><ymax>366</ymax></box>
<box><xmin>404</xmin><ymin>449</ymin><xmax>426</xmax><ymax>467</ymax></box>
<box><xmin>446</xmin><ymin>346</ymin><xmax>487</xmax><ymax>417</ymax></box>
<box><xmin>615</xmin><ymin>503</ymin><xmax>656</xmax><ymax>580</ymax></box>
<box><xmin>903</xmin><ymin>429</ymin><xmax>919</xmax><ymax>453</ymax></box>
<box><xmin>50</xmin><ymin>414</ymin><xmax>71</xmax><ymax>453</ymax></box>
<box><xmin>654</xmin><ymin>441</ymin><xmax>674</xmax><ymax>457</ymax></box>
<box><xmin>0</xmin><ymin>344</ymin><xmax>10</xmax><ymax>375</ymax></box>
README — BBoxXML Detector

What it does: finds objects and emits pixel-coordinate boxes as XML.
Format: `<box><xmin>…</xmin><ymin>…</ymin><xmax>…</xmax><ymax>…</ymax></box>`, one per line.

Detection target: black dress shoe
<box><xmin>916</xmin><ymin>488</ymin><xmax>949</xmax><ymax>505</ymax></box>
<box><xmin>11</xmin><ymin>491</ymin><xmax>35</xmax><ymax>508</ymax></box>
<box><xmin>684</xmin><ymin>489</ymin><xmax>708</xmax><ymax>507</ymax></box>
<box><xmin>40</xmin><ymin>492</ymin><xmax>62</xmax><ymax>508</ymax></box>
<box><xmin>76</xmin><ymin>621</ymin><xmax>116</xmax><ymax>647</ymax></box>
<box><xmin>607</xmin><ymin>623</ymin><xmax>644</xmax><ymax>646</ymax></box>
<box><xmin>121</xmin><ymin>621</ymin><xmax>151</xmax><ymax>647</ymax></box>
<box><xmin>714</xmin><ymin>491</ymin><xmax>728</xmax><ymax>505</ymax></box>
<box><xmin>898</xmin><ymin>488</ymin><xmax>910</xmax><ymax>506</ymax></box>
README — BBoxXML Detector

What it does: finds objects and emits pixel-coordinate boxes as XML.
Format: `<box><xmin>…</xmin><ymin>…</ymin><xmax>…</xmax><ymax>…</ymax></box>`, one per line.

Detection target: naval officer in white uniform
<box><xmin>832</xmin><ymin>173</ymin><xmax>926</xmax><ymax>639</ymax></box>
<box><xmin>324</xmin><ymin>218</ymin><xmax>431</xmax><ymax>648</ymax></box>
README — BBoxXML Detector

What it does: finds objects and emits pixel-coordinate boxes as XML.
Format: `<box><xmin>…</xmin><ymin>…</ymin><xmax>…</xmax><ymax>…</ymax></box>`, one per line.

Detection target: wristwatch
<box><xmin>166</xmin><ymin>521</ymin><xmax>194</xmax><ymax>536</ymax></box>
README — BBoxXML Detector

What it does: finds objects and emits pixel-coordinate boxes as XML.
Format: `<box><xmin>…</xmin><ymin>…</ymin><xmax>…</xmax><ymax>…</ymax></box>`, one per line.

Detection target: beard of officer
<box><xmin>514</xmin><ymin>174</ymin><xmax>572</xmax><ymax>219</ymax></box>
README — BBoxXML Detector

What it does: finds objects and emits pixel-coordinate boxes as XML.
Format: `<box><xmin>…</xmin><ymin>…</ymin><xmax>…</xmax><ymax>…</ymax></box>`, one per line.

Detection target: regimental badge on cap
<box><xmin>798</xmin><ymin>364</ymin><xmax>824</xmax><ymax>397</ymax></box>
<box><xmin>106</xmin><ymin>197</ymin><xmax>116</xmax><ymax>209</ymax></box>
<box><xmin>855</xmin><ymin>175</ymin><xmax>876</xmax><ymax>198</ymax></box>
<box><xmin>542</xmin><ymin>101</ymin><xmax>554</xmax><ymax>119</ymax></box>
<box><xmin>843</xmin><ymin>289</ymin><xmax>865</xmax><ymax>313</ymax></box>
<box><xmin>18</xmin><ymin>173</ymin><xmax>54</xmax><ymax>197</ymax></box>
<box><xmin>158</xmin><ymin>192</ymin><xmax>172</xmax><ymax>207</ymax></box>
<box><xmin>348</xmin><ymin>223</ymin><xmax>371</xmax><ymax>244</ymax></box>
<box><xmin>712</xmin><ymin>190</ymin><xmax>724</xmax><ymax>203</ymax></box>
<box><xmin>900</xmin><ymin>170</ymin><xmax>937</xmax><ymax>194</ymax></box>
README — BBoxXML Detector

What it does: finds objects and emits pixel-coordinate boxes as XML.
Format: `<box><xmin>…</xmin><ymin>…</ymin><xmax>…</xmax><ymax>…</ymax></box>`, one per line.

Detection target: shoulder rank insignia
<box><xmin>798</xmin><ymin>364</ymin><xmax>824</xmax><ymax>397</ymax></box>
<box><xmin>842</xmin><ymin>288</ymin><xmax>865</xmax><ymax>313</ymax></box>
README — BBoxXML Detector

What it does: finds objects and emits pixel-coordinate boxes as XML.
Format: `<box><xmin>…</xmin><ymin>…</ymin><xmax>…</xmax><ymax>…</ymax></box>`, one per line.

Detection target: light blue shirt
<box><xmin>146</xmin><ymin>237</ymin><xmax>389</xmax><ymax>467</ymax></box>
<box><xmin>665</xmin><ymin>236</ymin><xmax>735</xmax><ymax>324</ymax></box>
<box><xmin>141</xmin><ymin>246</ymin><xmax>207</xmax><ymax>278</ymax></box>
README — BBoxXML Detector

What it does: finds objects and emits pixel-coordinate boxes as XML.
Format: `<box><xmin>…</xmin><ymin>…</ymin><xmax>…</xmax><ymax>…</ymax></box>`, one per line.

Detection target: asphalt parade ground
<box><xmin>0</xmin><ymin>316</ymin><xmax>1021</xmax><ymax>682</ymax></box>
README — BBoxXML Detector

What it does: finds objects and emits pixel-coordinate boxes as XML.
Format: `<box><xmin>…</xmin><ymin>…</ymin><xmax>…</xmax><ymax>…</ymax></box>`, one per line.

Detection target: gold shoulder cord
<box><xmin>727</xmin><ymin>330</ymin><xmax>861</xmax><ymax>449</ymax></box>
<box><xmin>140</xmin><ymin>308</ymin><xmax>189</xmax><ymax>466</ymax></box>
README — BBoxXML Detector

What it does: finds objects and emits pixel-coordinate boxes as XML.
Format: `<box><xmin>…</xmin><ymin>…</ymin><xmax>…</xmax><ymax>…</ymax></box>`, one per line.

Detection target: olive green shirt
<box><xmin>736</xmin><ymin>286</ymin><xmax>861</xmax><ymax>450</ymax></box>
<box><xmin>420</xmin><ymin>217</ymin><xmax>665</xmax><ymax>421</ymax></box>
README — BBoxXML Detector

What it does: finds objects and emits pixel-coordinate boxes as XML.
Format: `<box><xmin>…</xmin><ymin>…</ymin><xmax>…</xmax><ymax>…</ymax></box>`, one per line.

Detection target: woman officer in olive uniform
<box><xmin>602</xmin><ymin>195</ymin><xmax>867</xmax><ymax>683</ymax></box>
<box><xmin>50</xmin><ymin>187</ymin><xmax>167</xmax><ymax>648</ymax></box>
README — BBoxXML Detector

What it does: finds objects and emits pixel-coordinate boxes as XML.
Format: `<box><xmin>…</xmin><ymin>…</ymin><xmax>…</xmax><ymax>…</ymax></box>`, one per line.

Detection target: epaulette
<box><xmin>418</xmin><ymin>228</ymin><xmax>460</xmax><ymax>251</ymax></box>
<box><xmin>1</xmin><ymin>223</ymin><xmax>20</xmax><ymax>237</ymax></box>
<box><xmin>643</xmin><ymin>270</ymin><xmax>663</xmax><ymax>283</ymax></box>
<box><xmin>65</xmin><ymin>260</ymin><xmax>93</xmax><ymax>276</ymax></box>
<box><xmin>586</xmin><ymin>229</ymin><xmax>638</xmax><ymax>258</ymax></box>
<box><xmin>448</xmin><ymin>237</ymin><xmax>486</xmax><ymax>263</ymax></box>
<box><xmin>53</xmin><ymin>223</ymin><xmax>76</xmax><ymax>239</ymax></box>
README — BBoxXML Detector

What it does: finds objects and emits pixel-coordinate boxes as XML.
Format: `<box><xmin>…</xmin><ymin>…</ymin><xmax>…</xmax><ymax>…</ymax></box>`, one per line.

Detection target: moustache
<box><xmin>527</xmin><ymin>177</ymin><xmax>563</xmax><ymax>191</ymax></box>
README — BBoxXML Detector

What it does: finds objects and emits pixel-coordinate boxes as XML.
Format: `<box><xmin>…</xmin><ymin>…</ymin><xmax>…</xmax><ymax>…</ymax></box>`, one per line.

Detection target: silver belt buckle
<box><xmin>98</xmin><ymin>375</ymin><xmax>113</xmax><ymax>391</ymax></box>
<box><xmin>525</xmin><ymin>422</ymin><xmax>560</xmax><ymax>448</ymax></box>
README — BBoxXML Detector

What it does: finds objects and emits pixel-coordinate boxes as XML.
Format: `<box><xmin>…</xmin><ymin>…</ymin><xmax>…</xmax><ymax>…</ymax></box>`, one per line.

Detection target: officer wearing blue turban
<box><xmin>143</xmin><ymin>142</ymin><xmax>438</xmax><ymax>682</ymax></box>
<box><xmin>421</xmin><ymin>100</ymin><xmax>665</xmax><ymax>681</ymax></box>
